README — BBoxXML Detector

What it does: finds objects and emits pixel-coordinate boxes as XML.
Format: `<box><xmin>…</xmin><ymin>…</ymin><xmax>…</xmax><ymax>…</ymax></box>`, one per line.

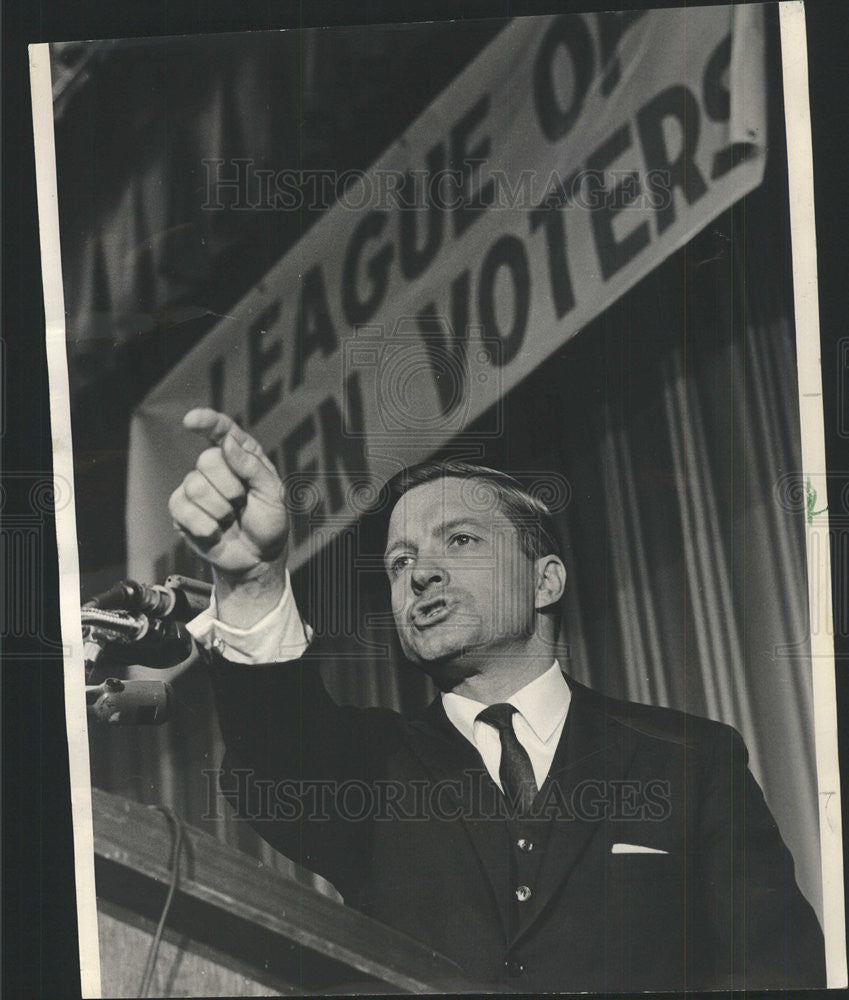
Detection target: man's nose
<box><xmin>410</xmin><ymin>561</ymin><xmax>447</xmax><ymax>594</ymax></box>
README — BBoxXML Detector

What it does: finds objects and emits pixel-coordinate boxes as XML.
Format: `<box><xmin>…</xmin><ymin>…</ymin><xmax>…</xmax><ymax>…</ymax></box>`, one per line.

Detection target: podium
<box><xmin>92</xmin><ymin>788</ymin><xmax>484</xmax><ymax>996</ymax></box>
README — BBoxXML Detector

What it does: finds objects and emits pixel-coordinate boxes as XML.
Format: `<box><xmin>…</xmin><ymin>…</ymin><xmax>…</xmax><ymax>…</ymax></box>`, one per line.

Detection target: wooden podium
<box><xmin>93</xmin><ymin>788</ymin><xmax>484</xmax><ymax>996</ymax></box>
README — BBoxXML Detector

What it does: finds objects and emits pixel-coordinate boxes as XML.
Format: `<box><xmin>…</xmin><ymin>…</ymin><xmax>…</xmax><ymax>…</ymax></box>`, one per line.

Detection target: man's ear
<box><xmin>534</xmin><ymin>555</ymin><xmax>566</xmax><ymax>611</ymax></box>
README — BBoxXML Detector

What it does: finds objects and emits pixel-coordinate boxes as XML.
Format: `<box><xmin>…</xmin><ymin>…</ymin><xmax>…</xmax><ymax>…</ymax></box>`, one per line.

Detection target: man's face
<box><xmin>384</xmin><ymin>476</ymin><xmax>538</xmax><ymax>675</ymax></box>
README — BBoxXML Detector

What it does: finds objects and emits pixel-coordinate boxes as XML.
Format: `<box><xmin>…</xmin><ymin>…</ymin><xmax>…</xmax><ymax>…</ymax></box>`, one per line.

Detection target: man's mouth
<box><xmin>411</xmin><ymin>597</ymin><xmax>452</xmax><ymax>628</ymax></box>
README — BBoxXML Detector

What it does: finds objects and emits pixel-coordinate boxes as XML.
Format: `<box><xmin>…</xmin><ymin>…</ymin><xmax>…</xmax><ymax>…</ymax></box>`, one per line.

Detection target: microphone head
<box><xmin>88</xmin><ymin>679</ymin><xmax>174</xmax><ymax>725</ymax></box>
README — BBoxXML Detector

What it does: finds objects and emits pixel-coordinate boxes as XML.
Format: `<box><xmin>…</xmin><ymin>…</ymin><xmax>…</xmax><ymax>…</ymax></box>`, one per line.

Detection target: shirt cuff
<box><xmin>186</xmin><ymin>569</ymin><xmax>313</xmax><ymax>664</ymax></box>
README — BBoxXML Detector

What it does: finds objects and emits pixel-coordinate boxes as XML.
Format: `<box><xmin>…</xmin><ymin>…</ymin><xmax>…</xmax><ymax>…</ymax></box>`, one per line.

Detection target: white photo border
<box><xmin>29</xmin><ymin>5</ymin><xmax>847</xmax><ymax>992</ymax></box>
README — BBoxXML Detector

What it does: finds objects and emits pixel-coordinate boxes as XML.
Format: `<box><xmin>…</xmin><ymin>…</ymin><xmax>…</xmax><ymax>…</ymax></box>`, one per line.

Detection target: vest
<box><xmin>439</xmin><ymin>709</ymin><xmax>571</xmax><ymax>942</ymax></box>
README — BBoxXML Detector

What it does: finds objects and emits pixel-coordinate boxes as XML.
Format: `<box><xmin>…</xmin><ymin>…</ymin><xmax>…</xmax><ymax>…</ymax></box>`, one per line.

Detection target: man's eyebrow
<box><xmin>438</xmin><ymin>516</ymin><xmax>491</xmax><ymax>536</ymax></box>
<box><xmin>383</xmin><ymin>518</ymin><xmax>490</xmax><ymax>561</ymax></box>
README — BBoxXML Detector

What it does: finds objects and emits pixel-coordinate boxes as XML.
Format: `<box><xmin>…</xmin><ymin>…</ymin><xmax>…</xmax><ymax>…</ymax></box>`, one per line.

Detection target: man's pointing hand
<box><xmin>169</xmin><ymin>410</ymin><xmax>289</xmax><ymax>595</ymax></box>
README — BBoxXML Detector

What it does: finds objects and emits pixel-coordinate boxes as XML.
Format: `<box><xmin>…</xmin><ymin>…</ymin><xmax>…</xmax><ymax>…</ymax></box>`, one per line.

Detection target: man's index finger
<box><xmin>183</xmin><ymin>408</ymin><xmax>238</xmax><ymax>444</ymax></box>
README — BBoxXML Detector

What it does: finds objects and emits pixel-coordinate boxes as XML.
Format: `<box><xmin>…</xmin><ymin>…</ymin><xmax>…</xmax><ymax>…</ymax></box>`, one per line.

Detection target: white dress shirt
<box><xmin>188</xmin><ymin>582</ymin><xmax>571</xmax><ymax>789</ymax></box>
<box><xmin>186</xmin><ymin>569</ymin><xmax>312</xmax><ymax>663</ymax></box>
<box><xmin>441</xmin><ymin>663</ymin><xmax>571</xmax><ymax>790</ymax></box>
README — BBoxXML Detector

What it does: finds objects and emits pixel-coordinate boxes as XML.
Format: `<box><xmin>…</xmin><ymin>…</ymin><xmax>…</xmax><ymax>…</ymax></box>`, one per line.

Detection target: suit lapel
<box><xmin>403</xmin><ymin>678</ymin><xmax>639</xmax><ymax>948</ymax></box>
<box><xmin>405</xmin><ymin>698</ymin><xmax>514</xmax><ymax>942</ymax></box>
<box><xmin>512</xmin><ymin>677</ymin><xmax>638</xmax><ymax>943</ymax></box>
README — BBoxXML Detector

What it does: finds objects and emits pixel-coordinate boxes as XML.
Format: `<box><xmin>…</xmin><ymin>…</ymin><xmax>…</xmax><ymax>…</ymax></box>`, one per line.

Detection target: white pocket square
<box><xmin>610</xmin><ymin>843</ymin><xmax>669</xmax><ymax>854</ymax></box>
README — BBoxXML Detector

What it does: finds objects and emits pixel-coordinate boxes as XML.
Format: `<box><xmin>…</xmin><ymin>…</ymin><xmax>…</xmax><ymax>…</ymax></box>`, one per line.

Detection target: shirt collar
<box><xmin>441</xmin><ymin>660</ymin><xmax>570</xmax><ymax>745</ymax></box>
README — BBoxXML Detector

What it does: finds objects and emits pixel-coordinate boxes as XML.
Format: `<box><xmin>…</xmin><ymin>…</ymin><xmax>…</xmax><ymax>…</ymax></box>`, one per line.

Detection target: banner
<box><xmin>128</xmin><ymin>6</ymin><xmax>766</xmax><ymax>580</ymax></box>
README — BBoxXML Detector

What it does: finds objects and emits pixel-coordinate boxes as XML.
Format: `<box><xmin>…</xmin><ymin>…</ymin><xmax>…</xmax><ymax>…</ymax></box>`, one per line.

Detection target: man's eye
<box><xmin>391</xmin><ymin>555</ymin><xmax>414</xmax><ymax>573</ymax></box>
<box><xmin>449</xmin><ymin>533</ymin><xmax>477</xmax><ymax>548</ymax></box>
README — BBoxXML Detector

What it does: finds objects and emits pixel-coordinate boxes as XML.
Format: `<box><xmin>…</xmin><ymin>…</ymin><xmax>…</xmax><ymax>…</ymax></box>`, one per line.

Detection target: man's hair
<box><xmin>386</xmin><ymin>460</ymin><xmax>566</xmax><ymax>632</ymax></box>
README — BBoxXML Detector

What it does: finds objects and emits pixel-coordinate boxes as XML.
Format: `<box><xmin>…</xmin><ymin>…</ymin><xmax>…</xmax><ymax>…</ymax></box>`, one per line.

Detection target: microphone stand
<box><xmin>82</xmin><ymin>575</ymin><xmax>212</xmax><ymax>726</ymax></box>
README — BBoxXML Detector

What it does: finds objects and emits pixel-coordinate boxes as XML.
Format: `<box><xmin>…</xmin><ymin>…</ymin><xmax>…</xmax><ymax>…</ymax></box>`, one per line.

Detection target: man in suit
<box><xmin>171</xmin><ymin>407</ymin><xmax>826</xmax><ymax>992</ymax></box>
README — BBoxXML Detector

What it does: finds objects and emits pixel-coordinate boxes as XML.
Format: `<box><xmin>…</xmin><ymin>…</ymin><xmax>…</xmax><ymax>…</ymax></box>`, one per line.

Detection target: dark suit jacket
<box><xmin>209</xmin><ymin>639</ymin><xmax>826</xmax><ymax>992</ymax></box>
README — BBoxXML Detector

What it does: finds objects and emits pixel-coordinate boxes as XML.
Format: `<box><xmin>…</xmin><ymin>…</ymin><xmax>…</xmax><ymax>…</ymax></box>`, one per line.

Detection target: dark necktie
<box><xmin>476</xmin><ymin>703</ymin><xmax>539</xmax><ymax>815</ymax></box>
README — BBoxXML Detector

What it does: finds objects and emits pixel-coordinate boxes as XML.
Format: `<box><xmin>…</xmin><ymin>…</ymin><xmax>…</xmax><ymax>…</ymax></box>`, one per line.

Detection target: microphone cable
<box><xmin>139</xmin><ymin>807</ymin><xmax>186</xmax><ymax>997</ymax></box>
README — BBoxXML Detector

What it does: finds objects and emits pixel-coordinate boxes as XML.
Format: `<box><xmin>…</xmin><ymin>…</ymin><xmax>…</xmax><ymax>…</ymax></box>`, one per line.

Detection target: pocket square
<box><xmin>610</xmin><ymin>843</ymin><xmax>669</xmax><ymax>854</ymax></box>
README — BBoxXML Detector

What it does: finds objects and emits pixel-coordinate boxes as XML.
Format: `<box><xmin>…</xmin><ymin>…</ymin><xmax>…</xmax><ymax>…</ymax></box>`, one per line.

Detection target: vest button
<box><xmin>505</xmin><ymin>956</ymin><xmax>525</xmax><ymax>976</ymax></box>
<box><xmin>515</xmin><ymin>884</ymin><xmax>532</xmax><ymax>902</ymax></box>
<box><xmin>517</xmin><ymin>838</ymin><xmax>534</xmax><ymax>852</ymax></box>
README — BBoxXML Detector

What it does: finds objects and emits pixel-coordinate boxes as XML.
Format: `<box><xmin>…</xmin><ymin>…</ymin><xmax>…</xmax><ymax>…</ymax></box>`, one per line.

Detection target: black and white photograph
<box><xmin>28</xmin><ymin>2</ymin><xmax>846</xmax><ymax>994</ymax></box>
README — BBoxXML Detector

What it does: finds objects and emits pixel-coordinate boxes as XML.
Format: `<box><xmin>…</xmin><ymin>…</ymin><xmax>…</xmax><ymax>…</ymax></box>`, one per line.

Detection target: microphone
<box><xmin>84</xmin><ymin>576</ymin><xmax>213</xmax><ymax>623</ymax></box>
<box><xmin>87</xmin><ymin>678</ymin><xmax>173</xmax><ymax>725</ymax></box>
<box><xmin>81</xmin><ymin>575</ymin><xmax>209</xmax><ymax>684</ymax></box>
<box><xmin>82</xmin><ymin>608</ymin><xmax>197</xmax><ymax>670</ymax></box>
